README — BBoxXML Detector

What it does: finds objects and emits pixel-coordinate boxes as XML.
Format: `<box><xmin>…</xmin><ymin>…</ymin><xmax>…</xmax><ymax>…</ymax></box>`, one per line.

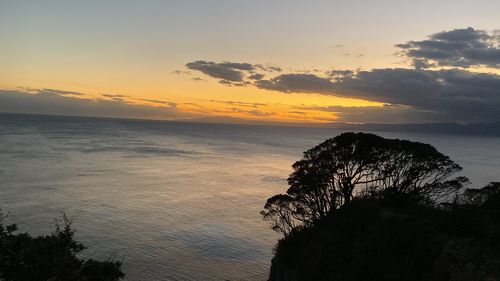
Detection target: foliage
<box><xmin>263</xmin><ymin>133</ymin><xmax>500</xmax><ymax>281</ymax></box>
<box><xmin>262</xmin><ymin>132</ymin><xmax>464</xmax><ymax>236</ymax></box>
<box><xmin>0</xmin><ymin>213</ymin><xmax>124</xmax><ymax>281</ymax></box>
<box><xmin>268</xmin><ymin>183</ymin><xmax>500</xmax><ymax>281</ymax></box>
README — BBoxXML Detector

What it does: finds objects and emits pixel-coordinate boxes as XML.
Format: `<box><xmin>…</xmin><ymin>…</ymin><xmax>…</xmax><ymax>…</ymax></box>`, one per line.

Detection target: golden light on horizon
<box><xmin>1</xmin><ymin>2</ymin><xmax>499</xmax><ymax>125</ymax></box>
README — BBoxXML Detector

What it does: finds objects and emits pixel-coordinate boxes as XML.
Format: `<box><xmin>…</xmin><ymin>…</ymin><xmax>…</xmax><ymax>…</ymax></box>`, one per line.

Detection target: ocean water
<box><xmin>0</xmin><ymin>113</ymin><xmax>499</xmax><ymax>280</ymax></box>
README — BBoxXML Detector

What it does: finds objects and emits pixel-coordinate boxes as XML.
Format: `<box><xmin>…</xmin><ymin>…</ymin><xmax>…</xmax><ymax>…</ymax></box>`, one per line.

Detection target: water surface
<box><xmin>1</xmin><ymin>114</ymin><xmax>499</xmax><ymax>280</ymax></box>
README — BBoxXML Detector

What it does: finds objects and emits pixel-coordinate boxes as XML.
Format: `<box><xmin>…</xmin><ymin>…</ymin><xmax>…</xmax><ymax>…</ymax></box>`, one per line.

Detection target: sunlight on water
<box><xmin>1</xmin><ymin>114</ymin><xmax>499</xmax><ymax>280</ymax></box>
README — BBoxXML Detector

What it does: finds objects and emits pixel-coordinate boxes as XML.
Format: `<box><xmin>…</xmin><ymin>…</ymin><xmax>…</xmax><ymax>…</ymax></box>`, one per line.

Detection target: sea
<box><xmin>0</xmin><ymin>113</ymin><xmax>499</xmax><ymax>281</ymax></box>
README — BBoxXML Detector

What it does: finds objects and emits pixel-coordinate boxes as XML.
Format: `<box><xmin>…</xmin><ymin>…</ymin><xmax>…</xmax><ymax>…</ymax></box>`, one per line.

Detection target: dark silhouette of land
<box><xmin>263</xmin><ymin>133</ymin><xmax>500</xmax><ymax>281</ymax></box>
<box><xmin>335</xmin><ymin>122</ymin><xmax>500</xmax><ymax>137</ymax></box>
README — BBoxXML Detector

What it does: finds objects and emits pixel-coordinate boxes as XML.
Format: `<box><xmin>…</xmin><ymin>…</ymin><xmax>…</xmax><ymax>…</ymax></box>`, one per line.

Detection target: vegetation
<box><xmin>0</xmin><ymin>213</ymin><xmax>124</xmax><ymax>281</ymax></box>
<box><xmin>262</xmin><ymin>132</ymin><xmax>500</xmax><ymax>281</ymax></box>
<box><xmin>262</xmin><ymin>132</ymin><xmax>465</xmax><ymax>236</ymax></box>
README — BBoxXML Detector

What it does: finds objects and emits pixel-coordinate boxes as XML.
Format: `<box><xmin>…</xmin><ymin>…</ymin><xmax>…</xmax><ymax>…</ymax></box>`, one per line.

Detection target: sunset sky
<box><xmin>1</xmin><ymin>0</ymin><xmax>499</xmax><ymax>124</ymax></box>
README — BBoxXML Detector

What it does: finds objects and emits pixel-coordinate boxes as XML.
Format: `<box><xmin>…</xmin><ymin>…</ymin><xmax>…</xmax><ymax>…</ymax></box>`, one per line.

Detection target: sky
<box><xmin>1</xmin><ymin>0</ymin><xmax>500</xmax><ymax>124</ymax></box>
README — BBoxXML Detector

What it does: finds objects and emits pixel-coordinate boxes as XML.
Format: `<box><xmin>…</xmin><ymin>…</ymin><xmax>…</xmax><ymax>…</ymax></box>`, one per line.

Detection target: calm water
<box><xmin>1</xmin><ymin>113</ymin><xmax>499</xmax><ymax>280</ymax></box>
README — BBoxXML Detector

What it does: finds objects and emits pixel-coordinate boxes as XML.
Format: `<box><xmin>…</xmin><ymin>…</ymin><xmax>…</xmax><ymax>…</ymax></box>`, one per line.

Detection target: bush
<box><xmin>0</xmin><ymin>213</ymin><xmax>124</xmax><ymax>281</ymax></box>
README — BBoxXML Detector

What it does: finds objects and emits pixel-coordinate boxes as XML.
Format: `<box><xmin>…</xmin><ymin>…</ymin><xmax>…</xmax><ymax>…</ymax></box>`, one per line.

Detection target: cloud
<box><xmin>218</xmin><ymin>80</ymin><xmax>251</xmax><ymax>87</ymax></box>
<box><xmin>255</xmin><ymin>64</ymin><xmax>282</xmax><ymax>72</ymax></box>
<box><xmin>0</xmin><ymin>89</ymin><xmax>190</xmax><ymax>120</ymax></box>
<box><xmin>102</xmin><ymin>93</ymin><xmax>127</xmax><ymax>98</ymax></box>
<box><xmin>226</xmin><ymin>107</ymin><xmax>274</xmax><ymax>117</ymax></box>
<box><xmin>187</xmin><ymin>28</ymin><xmax>500</xmax><ymax>123</ymax></box>
<box><xmin>327</xmin><ymin>69</ymin><xmax>355</xmax><ymax>79</ymax></box>
<box><xmin>209</xmin><ymin>100</ymin><xmax>266</xmax><ymax>108</ymax></box>
<box><xmin>197</xmin><ymin>65</ymin><xmax>500</xmax><ymax>123</ymax></box>
<box><xmin>248</xmin><ymin>73</ymin><xmax>265</xmax><ymax>80</ymax></box>
<box><xmin>256</xmin><ymin>69</ymin><xmax>500</xmax><ymax>122</ymax></box>
<box><xmin>338</xmin><ymin>69</ymin><xmax>500</xmax><ymax>114</ymax></box>
<box><xmin>298</xmin><ymin>105</ymin><xmax>442</xmax><ymax>124</ymax></box>
<box><xmin>172</xmin><ymin>70</ymin><xmax>190</xmax><ymax>75</ymax></box>
<box><xmin>186</xmin><ymin>60</ymin><xmax>249</xmax><ymax>82</ymax></box>
<box><xmin>191</xmin><ymin>77</ymin><xmax>206</xmax><ymax>82</ymax></box>
<box><xmin>218</xmin><ymin>62</ymin><xmax>254</xmax><ymax>71</ymax></box>
<box><xmin>101</xmin><ymin>93</ymin><xmax>128</xmax><ymax>102</ymax></box>
<box><xmin>41</xmin><ymin>88</ymin><xmax>85</xmax><ymax>96</ymax></box>
<box><xmin>396</xmin><ymin>27</ymin><xmax>500</xmax><ymax>68</ymax></box>
<box><xmin>255</xmin><ymin>73</ymin><xmax>336</xmax><ymax>94</ymax></box>
<box><xmin>185</xmin><ymin>60</ymin><xmax>281</xmax><ymax>84</ymax></box>
<box><xmin>139</xmin><ymin>99</ymin><xmax>177</xmax><ymax>107</ymax></box>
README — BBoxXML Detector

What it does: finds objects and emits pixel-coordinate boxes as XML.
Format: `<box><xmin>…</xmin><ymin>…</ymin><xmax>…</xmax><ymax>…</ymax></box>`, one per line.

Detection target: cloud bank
<box><xmin>187</xmin><ymin>28</ymin><xmax>500</xmax><ymax>123</ymax></box>
<box><xmin>0</xmin><ymin>89</ymin><xmax>191</xmax><ymax>120</ymax></box>
<box><xmin>396</xmin><ymin>27</ymin><xmax>500</xmax><ymax>69</ymax></box>
<box><xmin>0</xmin><ymin>89</ymin><xmax>297</xmax><ymax>123</ymax></box>
<box><xmin>185</xmin><ymin>60</ymin><xmax>281</xmax><ymax>86</ymax></box>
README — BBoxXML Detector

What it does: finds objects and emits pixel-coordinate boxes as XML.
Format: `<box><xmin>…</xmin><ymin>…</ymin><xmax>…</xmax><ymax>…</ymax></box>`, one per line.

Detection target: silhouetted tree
<box><xmin>261</xmin><ymin>194</ymin><xmax>301</xmax><ymax>236</ymax></box>
<box><xmin>262</xmin><ymin>133</ymin><xmax>464</xmax><ymax>235</ymax></box>
<box><xmin>456</xmin><ymin>181</ymin><xmax>500</xmax><ymax>206</ymax></box>
<box><xmin>0</xmin><ymin>213</ymin><xmax>124</xmax><ymax>281</ymax></box>
<box><xmin>376</xmin><ymin>138</ymin><xmax>464</xmax><ymax>199</ymax></box>
<box><xmin>267</xmin><ymin>182</ymin><xmax>500</xmax><ymax>281</ymax></box>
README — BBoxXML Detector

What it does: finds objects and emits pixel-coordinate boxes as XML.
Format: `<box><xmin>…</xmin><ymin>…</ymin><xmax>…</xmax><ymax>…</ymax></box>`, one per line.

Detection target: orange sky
<box><xmin>1</xmin><ymin>1</ymin><xmax>499</xmax><ymax>124</ymax></box>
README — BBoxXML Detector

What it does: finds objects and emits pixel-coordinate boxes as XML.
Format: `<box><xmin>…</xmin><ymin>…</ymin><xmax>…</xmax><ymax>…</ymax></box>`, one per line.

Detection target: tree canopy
<box><xmin>0</xmin><ymin>213</ymin><xmax>124</xmax><ymax>281</ymax></box>
<box><xmin>262</xmin><ymin>132</ymin><xmax>465</xmax><ymax>236</ymax></box>
<box><xmin>267</xmin><ymin>182</ymin><xmax>500</xmax><ymax>281</ymax></box>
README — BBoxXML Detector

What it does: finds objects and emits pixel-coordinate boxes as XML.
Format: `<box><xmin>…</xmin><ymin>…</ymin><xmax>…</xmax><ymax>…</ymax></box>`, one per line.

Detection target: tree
<box><xmin>267</xmin><ymin>182</ymin><xmax>500</xmax><ymax>281</ymax></box>
<box><xmin>262</xmin><ymin>133</ymin><xmax>464</xmax><ymax>235</ymax></box>
<box><xmin>261</xmin><ymin>194</ymin><xmax>301</xmax><ymax>237</ymax></box>
<box><xmin>0</xmin><ymin>213</ymin><xmax>124</xmax><ymax>281</ymax></box>
<box><xmin>456</xmin><ymin>182</ymin><xmax>500</xmax><ymax>206</ymax></box>
<box><xmin>375</xmin><ymin>138</ymin><xmax>464</xmax><ymax>199</ymax></box>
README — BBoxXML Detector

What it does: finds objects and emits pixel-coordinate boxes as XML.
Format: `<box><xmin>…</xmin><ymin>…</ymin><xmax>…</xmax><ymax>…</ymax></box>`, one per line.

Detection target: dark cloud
<box><xmin>186</xmin><ymin>60</ymin><xmax>282</xmax><ymax>83</ymax></box>
<box><xmin>219</xmin><ymin>79</ymin><xmax>236</xmax><ymax>85</ymax></box>
<box><xmin>191</xmin><ymin>77</ymin><xmax>205</xmax><ymax>82</ymax></box>
<box><xmin>185</xmin><ymin>28</ymin><xmax>500</xmax><ymax>123</ymax></box>
<box><xmin>255</xmin><ymin>73</ymin><xmax>336</xmax><ymax>94</ymax></box>
<box><xmin>288</xmin><ymin>110</ymin><xmax>308</xmax><ymax>115</ymax></box>
<box><xmin>299</xmin><ymin>105</ymin><xmax>442</xmax><ymax>124</ymax></box>
<box><xmin>218</xmin><ymin>62</ymin><xmax>254</xmax><ymax>71</ymax></box>
<box><xmin>41</xmin><ymin>88</ymin><xmax>85</xmax><ymax>96</ymax></box>
<box><xmin>197</xmin><ymin>65</ymin><xmax>500</xmax><ymax>122</ymax></box>
<box><xmin>209</xmin><ymin>100</ymin><xmax>266</xmax><ymax>108</ymax></box>
<box><xmin>218</xmin><ymin>80</ymin><xmax>250</xmax><ymax>87</ymax></box>
<box><xmin>102</xmin><ymin>93</ymin><xmax>127</xmax><ymax>98</ymax></box>
<box><xmin>186</xmin><ymin>60</ymin><xmax>248</xmax><ymax>82</ymax></box>
<box><xmin>397</xmin><ymin>27</ymin><xmax>500</xmax><ymax>68</ymax></box>
<box><xmin>255</xmin><ymin>64</ymin><xmax>282</xmax><ymax>72</ymax></box>
<box><xmin>101</xmin><ymin>94</ymin><xmax>129</xmax><ymax>103</ymax></box>
<box><xmin>226</xmin><ymin>107</ymin><xmax>274</xmax><ymax>117</ymax></box>
<box><xmin>0</xmin><ymin>89</ymin><xmax>189</xmax><ymax>120</ymax></box>
<box><xmin>172</xmin><ymin>70</ymin><xmax>191</xmax><ymax>75</ymax></box>
<box><xmin>101</xmin><ymin>93</ymin><xmax>128</xmax><ymax>102</ymax></box>
<box><xmin>248</xmin><ymin>73</ymin><xmax>265</xmax><ymax>80</ymax></box>
<box><xmin>256</xmin><ymin>69</ymin><xmax>500</xmax><ymax>122</ymax></box>
<box><xmin>140</xmin><ymin>99</ymin><xmax>177</xmax><ymax>107</ymax></box>
<box><xmin>338</xmin><ymin>69</ymin><xmax>500</xmax><ymax>110</ymax></box>
<box><xmin>327</xmin><ymin>69</ymin><xmax>354</xmax><ymax>79</ymax></box>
